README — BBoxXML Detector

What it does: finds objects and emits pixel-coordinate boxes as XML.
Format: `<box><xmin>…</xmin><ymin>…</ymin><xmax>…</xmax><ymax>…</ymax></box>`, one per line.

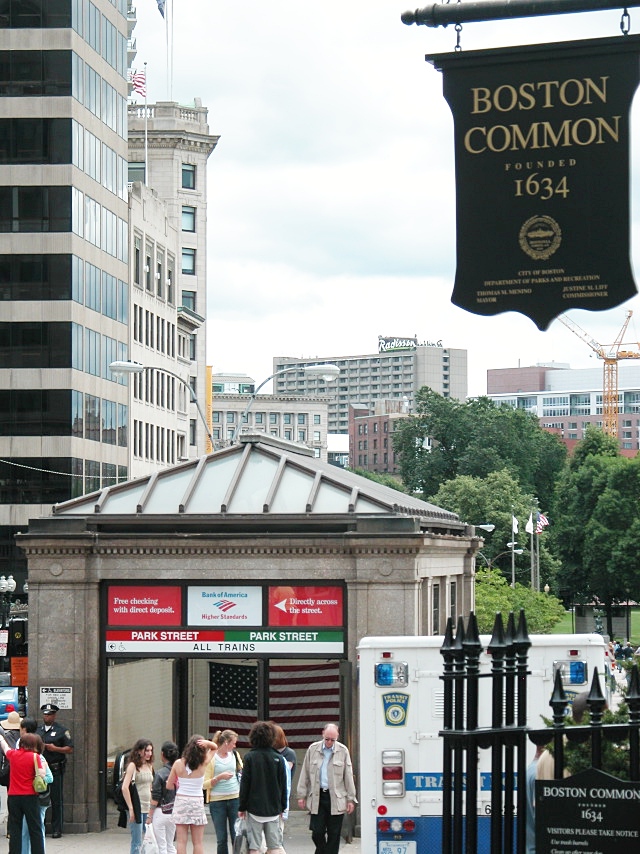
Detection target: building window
<box><xmin>182</xmin><ymin>163</ymin><xmax>196</xmax><ymax>189</ymax></box>
<box><xmin>181</xmin><ymin>247</ymin><xmax>196</xmax><ymax>275</ymax></box>
<box><xmin>314</xmin><ymin>431</ymin><xmax>321</xmax><ymax>441</ymax></box>
<box><xmin>226</xmin><ymin>412</ymin><xmax>236</xmax><ymax>423</ymax></box>
<box><xmin>313</xmin><ymin>414</ymin><xmax>321</xmax><ymax>425</ymax></box>
<box><xmin>298</xmin><ymin>413</ymin><xmax>306</xmax><ymax>425</ymax></box>
<box><xmin>255</xmin><ymin>413</ymin><xmax>264</xmax><ymax>424</ymax></box>
<box><xmin>181</xmin><ymin>205</ymin><xmax>196</xmax><ymax>231</ymax></box>
<box><xmin>128</xmin><ymin>162</ymin><xmax>145</xmax><ymax>183</ymax></box>
<box><xmin>432</xmin><ymin>583</ymin><xmax>440</xmax><ymax>635</ymax></box>
<box><xmin>181</xmin><ymin>291</ymin><xmax>196</xmax><ymax>312</ymax></box>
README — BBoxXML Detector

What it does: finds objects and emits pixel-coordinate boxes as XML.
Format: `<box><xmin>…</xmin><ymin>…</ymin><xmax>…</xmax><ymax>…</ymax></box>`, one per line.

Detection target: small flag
<box><xmin>525</xmin><ymin>513</ymin><xmax>534</xmax><ymax>534</ymax></box>
<box><xmin>156</xmin><ymin>0</ymin><xmax>165</xmax><ymax>16</ymax></box>
<box><xmin>512</xmin><ymin>515</ymin><xmax>519</xmax><ymax>534</ymax></box>
<box><xmin>536</xmin><ymin>513</ymin><xmax>549</xmax><ymax>534</ymax></box>
<box><xmin>130</xmin><ymin>70</ymin><xmax>146</xmax><ymax>98</ymax></box>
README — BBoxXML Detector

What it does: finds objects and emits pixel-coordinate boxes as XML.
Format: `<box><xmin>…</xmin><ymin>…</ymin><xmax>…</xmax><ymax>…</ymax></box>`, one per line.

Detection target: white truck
<box><xmin>357</xmin><ymin>633</ymin><xmax>607</xmax><ymax>854</ymax></box>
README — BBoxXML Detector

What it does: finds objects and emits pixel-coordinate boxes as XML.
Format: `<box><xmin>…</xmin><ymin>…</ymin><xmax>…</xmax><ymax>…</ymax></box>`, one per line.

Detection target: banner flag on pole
<box><xmin>129</xmin><ymin>69</ymin><xmax>146</xmax><ymax>98</ymax></box>
<box><xmin>525</xmin><ymin>514</ymin><xmax>534</xmax><ymax>535</ymax></box>
<box><xmin>512</xmin><ymin>515</ymin><xmax>519</xmax><ymax>535</ymax></box>
<box><xmin>156</xmin><ymin>0</ymin><xmax>165</xmax><ymax>17</ymax></box>
<box><xmin>536</xmin><ymin>513</ymin><xmax>550</xmax><ymax>534</ymax></box>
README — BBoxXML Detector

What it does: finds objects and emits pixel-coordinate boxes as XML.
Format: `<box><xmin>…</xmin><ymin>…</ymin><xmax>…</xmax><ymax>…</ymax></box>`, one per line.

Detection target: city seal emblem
<box><xmin>518</xmin><ymin>215</ymin><xmax>562</xmax><ymax>261</ymax></box>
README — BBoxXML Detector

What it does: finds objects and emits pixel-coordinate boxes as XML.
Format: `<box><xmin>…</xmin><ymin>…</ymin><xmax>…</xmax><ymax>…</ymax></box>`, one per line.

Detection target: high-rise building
<box><xmin>486</xmin><ymin>363</ymin><xmax>640</xmax><ymax>454</ymax></box>
<box><xmin>0</xmin><ymin>0</ymin><xmax>133</xmax><ymax>584</ymax></box>
<box><xmin>273</xmin><ymin>336</ymin><xmax>467</xmax><ymax>434</ymax></box>
<box><xmin>0</xmin><ymin>3</ymin><xmax>218</xmax><ymax>583</ymax></box>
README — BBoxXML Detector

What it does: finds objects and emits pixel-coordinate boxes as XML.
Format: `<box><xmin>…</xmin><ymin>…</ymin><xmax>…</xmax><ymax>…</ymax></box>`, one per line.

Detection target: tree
<box><xmin>431</xmin><ymin>469</ymin><xmax>561</xmax><ymax>589</ymax></box>
<box><xmin>474</xmin><ymin>568</ymin><xmax>566</xmax><ymax>633</ymax></box>
<box><xmin>393</xmin><ymin>389</ymin><xmax>566</xmax><ymax>507</ymax></box>
<box><xmin>551</xmin><ymin>426</ymin><xmax>640</xmax><ymax>637</ymax></box>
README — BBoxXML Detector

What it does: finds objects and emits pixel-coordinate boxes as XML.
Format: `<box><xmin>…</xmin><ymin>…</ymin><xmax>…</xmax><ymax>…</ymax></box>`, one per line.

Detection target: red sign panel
<box><xmin>267</xmin><ymin>586</ymin><xmax>343</xmax><ymax>627</ymax></box>
<box><xmin>107</xmin><ymin>586</ymin><xmax>182</xmax><ymax>626</ymax></box>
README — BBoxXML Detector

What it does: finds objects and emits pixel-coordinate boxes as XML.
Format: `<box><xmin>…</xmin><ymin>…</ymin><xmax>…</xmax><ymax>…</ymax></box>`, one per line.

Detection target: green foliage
<box><xmin>432</xmin><ymin>470</ymin><xmax>561</xmax><ymax>589</ymax></box>
<box><xmin>543</xmin><ymin>704</ymin><xmax>631</xmax><ymax>779</ymax></box>
<box><xmin>393</xmin><ymin>389</ymin><xmax>566</xmax><ymax>508</ymax></box>
<box><xmin>347</xmin><ymin>468</ymin><xmax>410</xmax><ymax>493</ymax></box>
<box><xmin>474</xmin><ymin>567</ymin><xmax>566</xmax><ymax>634</ymax></box>
<box><xmin>551</xmin><ymin>426</ymin><xmax>640</xmax><ymax>635</ymax></box>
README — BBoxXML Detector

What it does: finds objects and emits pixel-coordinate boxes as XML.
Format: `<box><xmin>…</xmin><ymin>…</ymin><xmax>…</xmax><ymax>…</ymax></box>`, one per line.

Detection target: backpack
<box><xmin>0</xmin><ymin>729</ymin><xmax>19</xmax><ymax>786</ymax></box>
<box><xmin>112</xmin><ymin>752</ymin><xmax>128</xmax><ymax>811</ymax></box>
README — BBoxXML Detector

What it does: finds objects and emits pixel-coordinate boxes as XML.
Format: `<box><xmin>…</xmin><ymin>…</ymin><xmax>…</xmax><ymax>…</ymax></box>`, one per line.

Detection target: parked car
<box><xmin>0</xmin><ymin>687</ymin><xmax>21</xmax><ymax>720</ymax></box>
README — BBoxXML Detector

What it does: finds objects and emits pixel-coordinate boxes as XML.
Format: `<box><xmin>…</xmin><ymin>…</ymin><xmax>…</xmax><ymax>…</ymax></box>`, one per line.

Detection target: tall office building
<box><xmin>0</xmin><ymin>3</ymin><xmax>218</xmax><ymax>584</ymax></box>
<box><xmin>274</xmin><ymin>336</ymin><xmax>468</xmax><ymax>433</ymax></box>
<box><xmin>0</xmin><ymin>0</ymin><xmax>132</xmax><ymax>585</ymax></box>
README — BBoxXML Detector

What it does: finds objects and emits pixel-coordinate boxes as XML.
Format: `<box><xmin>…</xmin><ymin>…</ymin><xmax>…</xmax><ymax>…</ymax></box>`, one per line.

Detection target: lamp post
<box><xmin>477</xmin><ymin>549</ymin><xmax>523</xmax><ymax>569</ymax></box>
<box><xmin>231</xmin><ymin>364</ymin><xmax>341</xmax><ymax>443</ymax></box>
<box><xmin>0</xmin><ymin>575</ymin><xmax>16</xmax><ymax>630</ymax></box>
<box><xmin>474</xmin><ymin>524</ymin><xmax>495</xmax><ymax>533</ymax></box>
<box><xmin>108</xmin><ymin>360</ymin><xmax>215</xmax><ymax>448</ymax></box>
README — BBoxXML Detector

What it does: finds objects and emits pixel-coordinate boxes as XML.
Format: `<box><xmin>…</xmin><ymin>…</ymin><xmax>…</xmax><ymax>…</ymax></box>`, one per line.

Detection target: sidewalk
<box><xmin>30</xmin><ymin>809</ymin><xmax>361</xmax><ymax>853</ymax></box>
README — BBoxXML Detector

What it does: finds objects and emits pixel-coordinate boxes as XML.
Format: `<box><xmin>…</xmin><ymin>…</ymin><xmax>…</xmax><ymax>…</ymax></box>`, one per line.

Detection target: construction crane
<box><xmin>559</xmin><ymin>310</ymin><xmax>640</xmax><ymax>438</ymax></box>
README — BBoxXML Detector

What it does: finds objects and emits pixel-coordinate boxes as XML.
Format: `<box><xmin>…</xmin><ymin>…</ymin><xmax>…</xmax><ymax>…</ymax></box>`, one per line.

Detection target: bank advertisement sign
<box><xmin>107</xmin><ymin>585</ymin><xmax>182</xmax><ymax>626</ymax></box>
<box><xmin>268</xmin><ymin>585</ymin><xmax>343</xmax><ymax>626</ymax></box>
<box><xmin>427</xmin><ymin>35</ymin><xmax>640</xmax><ymax>329</ymax></box>
<box><xmin>187</xmin><ymin>586</ymin><xmax>262</xmax><ymax>625</ymax></box>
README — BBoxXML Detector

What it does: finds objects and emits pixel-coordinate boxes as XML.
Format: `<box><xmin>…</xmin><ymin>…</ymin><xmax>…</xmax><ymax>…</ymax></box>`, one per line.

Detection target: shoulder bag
<box><xmin>33</xmin><ymin>754</ymin><xmax>48</xmax><ymax>794</ymax></box>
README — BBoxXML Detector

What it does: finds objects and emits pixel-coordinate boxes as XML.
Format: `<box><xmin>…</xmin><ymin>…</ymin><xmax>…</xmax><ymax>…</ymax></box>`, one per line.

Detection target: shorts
<box><xmin>246</xmin><ymin>814</ymin><xmax>283</xmax><ymax>851</ymax></box>
<box><xmin>172</xmin><ymin>794</ymin><xmax>208</xmax><ymax>826</ymax></box>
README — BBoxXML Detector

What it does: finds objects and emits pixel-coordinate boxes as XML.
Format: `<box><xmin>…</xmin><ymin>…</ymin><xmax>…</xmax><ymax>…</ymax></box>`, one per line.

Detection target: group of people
<box><xmin>118</xmin><ymin>721</ymin><xmax>357</xmax><ymax>854</ymax></box>
<box><xmin>0</xmin><ymin>701</ymin><xmax>73</xmax><ymax>854</ymax></box>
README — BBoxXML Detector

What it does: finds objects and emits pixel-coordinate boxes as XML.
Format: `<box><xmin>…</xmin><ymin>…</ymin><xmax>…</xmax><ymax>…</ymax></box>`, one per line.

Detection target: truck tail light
<box><xmin>381</xmin><ymin>749</ymin><xmax>405</xmax><ymax>796</ymax></box>
<box><xmin>378</xmin><ymin>818</ymin><xmax>391</xmax><ymax>832</ymax></box>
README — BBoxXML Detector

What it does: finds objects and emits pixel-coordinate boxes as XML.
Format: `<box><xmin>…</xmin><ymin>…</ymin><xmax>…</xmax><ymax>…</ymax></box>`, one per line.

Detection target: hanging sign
<box><xmin>427</xmin><ymin>35</ymin><xmax>640</xmax><ymax>329</ymax></box>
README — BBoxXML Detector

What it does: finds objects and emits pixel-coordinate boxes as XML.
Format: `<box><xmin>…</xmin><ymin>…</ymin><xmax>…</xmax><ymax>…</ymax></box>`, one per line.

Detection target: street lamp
<box><xmin>477</xmin><ymin>549</ymin><xmax>523</xmax><ymax>568</ymax></box>
<box><xmin>474</xmin><ymin>524</ymin><xmax>495</xmax><ymax>533</ymax></box>
<box><xmin>108</xmin><ymin>360</ymin><xmax>215</xmax><ymax>448</ymax></box>
<box><xmin>0</xmin><ymin>575</ymin><xmax>16</xmax><ymax>629</ymax></box>
<box><xmin>231</xmin><ymin>363</ymin><xmax>341</xmax><ymax>443</ymax></box>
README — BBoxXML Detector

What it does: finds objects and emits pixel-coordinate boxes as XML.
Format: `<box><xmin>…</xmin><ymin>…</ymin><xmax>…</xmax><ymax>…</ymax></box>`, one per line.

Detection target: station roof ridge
<box><xmin>52</xmin><ymin>434</ymin><xmax>461</xmax><ymax>527</ymax></box>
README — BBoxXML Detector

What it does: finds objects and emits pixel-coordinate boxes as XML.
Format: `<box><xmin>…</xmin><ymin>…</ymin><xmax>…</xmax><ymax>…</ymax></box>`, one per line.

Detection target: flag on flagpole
<box><xmin>129</xmin><ymin>69</ymin><xmax>146</xmax><ymax>98</ymax></box>
<box><xmin>512</xmin><ymin>515</ymin><xmax>519</xmax><ymax>534</ymax></box>
<box><xmin>525</xmin><ymin>513</ymin><xmax>534</xmax><ymax>534</ymax></box>
<box><xmin>156</xmin><ymin>0</ymin><xmax>165</xmax><ymax>16</ymax></box>
<box><xmin>535</xmin><ymin>513</ymin><xmax>549</xmax><ymax>534</ymax></box>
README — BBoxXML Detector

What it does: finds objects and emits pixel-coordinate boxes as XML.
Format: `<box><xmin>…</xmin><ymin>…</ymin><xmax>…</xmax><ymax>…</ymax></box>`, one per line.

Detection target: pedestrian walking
<box><xmin>296</xmin><ymin>723</ymin><xmax>357</xmax><ymax>854</ymax></box>
<box><xmin>166</xmin><ymin>734</ymin><xmax>217</xmax><ymax>854</ymax></box>
<box><xmin>203</xmin><ymin>729</ymin><xmax>241</xmax><ymax>854</ymax></box>
<box><xmin>238</xmin><ymin>721</ymin><xmax>287</xmax><ymax>854</ymax></box>
<box><xmin>147</xmin><ymin>741</ymin><xmax>179</xmax><ymax>854</ymax></box>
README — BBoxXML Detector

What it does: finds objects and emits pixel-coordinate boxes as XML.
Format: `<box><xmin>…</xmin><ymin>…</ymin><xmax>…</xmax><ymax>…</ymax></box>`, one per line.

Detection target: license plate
<box><xmin>379</xmin><ymin>842</ymin><xmax>417</xmax><ymax>854</ymax></box>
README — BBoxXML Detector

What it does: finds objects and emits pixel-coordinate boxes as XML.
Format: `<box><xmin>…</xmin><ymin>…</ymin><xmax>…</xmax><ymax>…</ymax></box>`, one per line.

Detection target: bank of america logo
<box><xmin>213</xmin><ymin>600</ymin><xmax>236</xmax><ymax>612</ymax></box>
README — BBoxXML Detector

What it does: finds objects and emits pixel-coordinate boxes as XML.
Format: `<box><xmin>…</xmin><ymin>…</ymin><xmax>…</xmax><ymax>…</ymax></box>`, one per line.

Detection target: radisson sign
<box><xmin>378</xmin><ymin>335</ymin><xmax>443</xmax><ymax>352</ymax></box>
<box><xmin>427</xmin><ymin>35</ymin><xmax>640</xmax><ymax>329</ymax></box>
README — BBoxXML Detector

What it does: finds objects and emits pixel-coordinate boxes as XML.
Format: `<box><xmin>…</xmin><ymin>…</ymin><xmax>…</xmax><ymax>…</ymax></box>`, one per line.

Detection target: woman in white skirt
<box><xmin>166</xmin><ymin>735</ymin><xmax>217</xmax><ymax>854</ymax></box>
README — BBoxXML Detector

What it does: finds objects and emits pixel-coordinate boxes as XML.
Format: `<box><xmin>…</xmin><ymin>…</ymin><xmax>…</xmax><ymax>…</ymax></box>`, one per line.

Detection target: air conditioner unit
<box><xmin>155</xmin><ymin>272</ymin><xmax>161</xmax><ymax>279</ymax></box>
<box><xmin>144</xmin><ymin>265</ymin><xmax>150</xmax><ymax>272</ymax></box>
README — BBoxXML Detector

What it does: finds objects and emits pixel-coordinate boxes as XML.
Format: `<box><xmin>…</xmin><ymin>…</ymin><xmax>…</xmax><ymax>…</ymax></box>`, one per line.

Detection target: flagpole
<box><xmin>144</xmin><ymin>61</ymin><xmax>148</xmax><ymax>186</ymax></box>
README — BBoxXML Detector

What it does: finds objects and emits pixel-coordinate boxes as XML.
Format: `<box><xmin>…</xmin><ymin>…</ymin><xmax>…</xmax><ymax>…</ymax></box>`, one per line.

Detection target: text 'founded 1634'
<box><xmin>427</xmin><ymin>36</ymin><xmax>640</xmax><ymax>329</ymax></box>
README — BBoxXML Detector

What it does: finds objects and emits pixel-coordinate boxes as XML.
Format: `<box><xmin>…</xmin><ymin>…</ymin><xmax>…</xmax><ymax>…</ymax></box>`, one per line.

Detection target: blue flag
<box><xmin>156</xmin><ymin>0</ymin><xmax>165</xmax><ymax>17</ymax></box>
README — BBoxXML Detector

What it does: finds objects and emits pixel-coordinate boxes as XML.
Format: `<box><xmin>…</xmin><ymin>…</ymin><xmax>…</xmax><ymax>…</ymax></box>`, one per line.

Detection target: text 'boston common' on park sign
<box><xmin>427</xmin><ymin>35</ymin><xmax>640</xmax><ymax>329</ymax></box>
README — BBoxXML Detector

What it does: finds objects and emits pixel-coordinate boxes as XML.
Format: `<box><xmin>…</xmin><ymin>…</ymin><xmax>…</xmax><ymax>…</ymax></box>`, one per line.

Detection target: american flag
<box><xmin>208</xmin><ymin>661</ymin><xmax>341</xmax><ymax>750</ymax></box>
<box><xmin>536</xmin><ymin>512</ymin><xmax>549</xmax><ymax>534</ymax></box>
<box><xmin>156</xmin><ymin>0</ymin><xmax>165</xmax><ymax>17</ymax></box>
<box><xmin>268</xmin><ymin>661</ymin><xmax>341</xmax><ymax>749</ymax></box>
<box><xmin>130</xmin><ymin>70</ymin><xmax>146</xmax><ymax>98</ymax></box>
<box><xmin>209</xmin><ymin>662</ymin><xmax>258</xmax><ymax>748</ymax></box>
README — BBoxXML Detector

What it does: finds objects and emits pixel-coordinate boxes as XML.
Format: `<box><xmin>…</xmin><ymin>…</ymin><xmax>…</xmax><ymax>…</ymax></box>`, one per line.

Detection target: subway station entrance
<box><xmin>19</xmin><ymin>435</ymin><xmax>475</xmax><ymax>833</ymax></box>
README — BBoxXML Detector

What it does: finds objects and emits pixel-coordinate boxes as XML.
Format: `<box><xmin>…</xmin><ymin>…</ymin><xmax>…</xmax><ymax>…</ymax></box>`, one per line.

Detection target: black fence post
<box><xmin>452</xmin><ymin>616</ymin><xmax>467</xmax><ymax>854</ymax></box>
<box><xmin>487</xmin><ymin>613</ymin><xmax>507</xmax><ymax>854</ymax></box>
<box><xmin>440</xmin><ymin>618</ymin><xmax>455</xmax><ymax>854</ymax></box>
<box><xmin>514</xmin><ymin>611</ymin><xmax>531</xmax><ymax>854</ymax></box>
<box><xmin>464</xmin><ymin>613</ymin><xmax>482</xmax><ymax>854</ymax></box>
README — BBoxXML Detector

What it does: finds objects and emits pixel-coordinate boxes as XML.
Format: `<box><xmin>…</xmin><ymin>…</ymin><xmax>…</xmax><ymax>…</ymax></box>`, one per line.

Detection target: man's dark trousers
<box><xmin>310</xmin><ymin>789</ymin><xmax>344</xmax><ymax>854</ymax></box>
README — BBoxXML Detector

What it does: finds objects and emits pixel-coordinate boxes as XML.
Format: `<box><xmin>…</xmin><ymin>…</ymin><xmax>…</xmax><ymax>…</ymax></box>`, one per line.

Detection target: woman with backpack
<box><xmin>146</xmin><ymin>741</ymin><xmax>179</xmax><ymax>854</ymax></box>
<box><xmin>121</xmin><ymin>739</ymin><xmax>155</xmax><ymax>854</ymax></box>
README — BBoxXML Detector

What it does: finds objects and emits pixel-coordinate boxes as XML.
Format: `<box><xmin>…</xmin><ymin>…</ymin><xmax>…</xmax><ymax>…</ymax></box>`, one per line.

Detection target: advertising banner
<box><xmin>268</xmin><ymin>585</ymin><xmax>343</xmax><ymax>627</ymax></box>
<box><xmin>107</xmin><ymin>585</ymin><xmax>182</xmax><ymax>626</ymax></box>
<box><xmin>187</xmin><ymin>585</ymin><xmax>263</xmax><ymax>625</ymax></box>
<box><xmin>427</xmin><ymin>36</ymin><xmax>640</xmax><ymax>329</ymax></box>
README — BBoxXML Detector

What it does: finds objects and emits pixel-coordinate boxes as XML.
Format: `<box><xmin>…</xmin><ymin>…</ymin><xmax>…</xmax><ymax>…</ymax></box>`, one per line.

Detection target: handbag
<box><xmin>233</xmin><ymin>817</ymin><xmax>249</xmax><ymax>854</ymax></box>
<box><xmin>160</xmin><ymin>800</ymin><xmax>174</xmax><ymax>815</ymax></box>
<box><xmin>140</xmin><ymin>824</ymin><xmax>160</xmax><ymax>854</ymax></box>
<box><xmin>33</xmin><ymin>754</ymin><xmax>48</xmax><ymax>794</ymax></box>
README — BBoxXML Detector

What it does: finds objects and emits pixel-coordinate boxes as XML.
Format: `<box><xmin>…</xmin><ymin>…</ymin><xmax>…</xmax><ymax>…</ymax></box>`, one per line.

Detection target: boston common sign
<box><xmin>427</xmin><ymin>35</ymin><xmax>640</xmax><ymax>329</ymax></box>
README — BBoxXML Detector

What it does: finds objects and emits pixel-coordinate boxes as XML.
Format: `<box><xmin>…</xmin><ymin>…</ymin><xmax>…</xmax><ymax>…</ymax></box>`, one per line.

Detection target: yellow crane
<box><xmin>559</xmin><ymin>310</ymin><xmax>640</xmax><ymax>438</ymax></box>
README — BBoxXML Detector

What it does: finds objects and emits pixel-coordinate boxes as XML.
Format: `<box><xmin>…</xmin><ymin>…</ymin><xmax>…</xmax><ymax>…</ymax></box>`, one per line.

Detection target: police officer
<box><xmin>36</xmin><ymin>703</ymin><xmax>73</xmax><ymax>838</ymax></box>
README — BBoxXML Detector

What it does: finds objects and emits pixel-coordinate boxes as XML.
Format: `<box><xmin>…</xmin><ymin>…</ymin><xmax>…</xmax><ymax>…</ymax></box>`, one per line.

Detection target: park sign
<box><xmin>427</xmin><ymin>35</ymin><xmax>640</xmax><ymax>329</ymax></box>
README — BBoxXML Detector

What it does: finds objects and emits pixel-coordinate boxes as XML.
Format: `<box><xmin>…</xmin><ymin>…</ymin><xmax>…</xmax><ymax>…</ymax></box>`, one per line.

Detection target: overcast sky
<box><xmin>132</xmin><ymin>0</ymin><xmax>640</xmax><ymax>397</ymax></box>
